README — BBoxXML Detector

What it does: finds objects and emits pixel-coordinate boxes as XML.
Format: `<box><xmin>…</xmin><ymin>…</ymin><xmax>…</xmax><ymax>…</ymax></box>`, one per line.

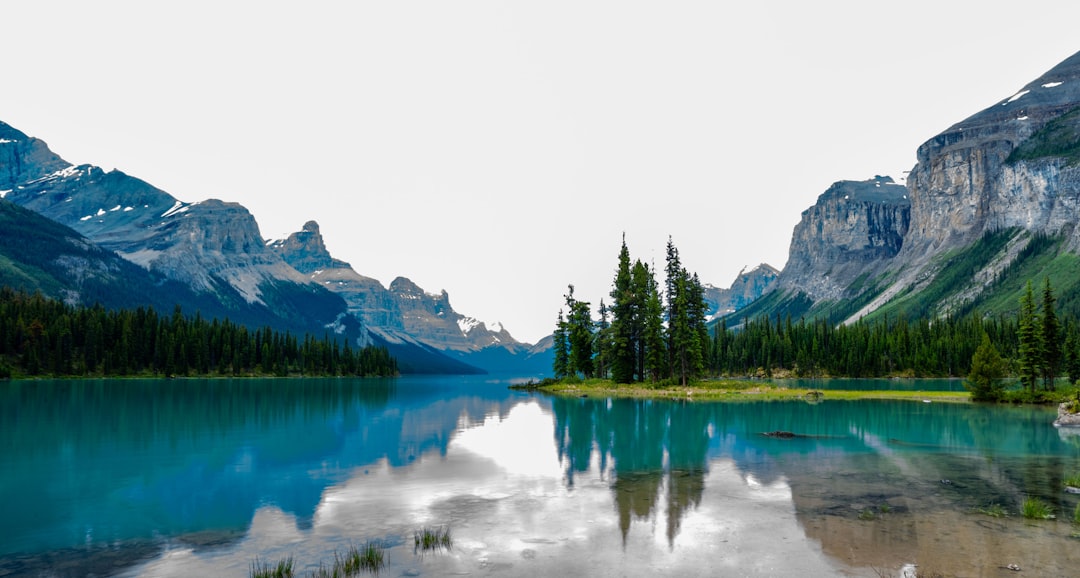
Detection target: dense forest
<box><xmin>553</xmin><ymin>237</ymin><xmax>1080</xmax><ymax>392</ymax></box>
<box><xmin>709</xmin><ymin>278</ymin><xmax>1080</xmax><ymax>386</ymax></box>
<box><xmin>0</xmin><ymin>288</ymin><xmax>397</xmax><ymax>378</ymax></box>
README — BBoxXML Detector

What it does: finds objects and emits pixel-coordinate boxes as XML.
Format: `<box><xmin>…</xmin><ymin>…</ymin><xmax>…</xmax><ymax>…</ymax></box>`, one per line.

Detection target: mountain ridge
<box><xmin>0</xmin><ymin>121</ymin><xmax>542</xmax><ymax>374</ymax></box>
<box><xmin>737</xmin><ymin>49</ymin><xmax>1080</xmax><ymax>327</ymax></box>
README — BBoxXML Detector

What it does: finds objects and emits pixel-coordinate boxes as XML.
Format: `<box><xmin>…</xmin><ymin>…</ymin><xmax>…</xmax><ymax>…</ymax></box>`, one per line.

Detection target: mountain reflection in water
<box><xmin>3</xmin><ymin>377</ymin><xmax>1080</xmax><ymax>577</ymax></box>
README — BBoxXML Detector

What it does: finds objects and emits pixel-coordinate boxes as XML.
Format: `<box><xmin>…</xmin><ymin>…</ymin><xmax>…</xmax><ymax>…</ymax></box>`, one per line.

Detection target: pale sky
<box><xmin>4</xmin><ymin>1</ymin><xmax>1080</xmax><ymax>344</ymax></box>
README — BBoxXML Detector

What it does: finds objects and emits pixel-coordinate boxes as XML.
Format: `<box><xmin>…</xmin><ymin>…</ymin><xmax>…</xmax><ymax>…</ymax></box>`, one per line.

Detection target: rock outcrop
<box><xmin>899</xmin><ymin>51</ymin><xmax>1080</xmax><ymax>272</ymax></box>
<box><xmin>776</xmin><ymin>176</ymin><xmax>910</xmax><ymax>301</ymax></box>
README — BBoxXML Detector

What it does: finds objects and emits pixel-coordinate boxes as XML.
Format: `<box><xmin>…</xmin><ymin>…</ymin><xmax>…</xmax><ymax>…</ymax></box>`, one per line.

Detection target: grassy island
<box><xmin>511</xmin><ymin>378</ymin><xmax>973</xmax><ymax>402</ymax></box>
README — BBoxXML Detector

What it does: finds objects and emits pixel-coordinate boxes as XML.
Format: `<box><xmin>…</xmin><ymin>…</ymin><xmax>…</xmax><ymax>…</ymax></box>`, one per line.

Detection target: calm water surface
<box><xmin>3</xmin><ymin>377</ymin><xmax>1080</xmax><ymax>577</ymax></box>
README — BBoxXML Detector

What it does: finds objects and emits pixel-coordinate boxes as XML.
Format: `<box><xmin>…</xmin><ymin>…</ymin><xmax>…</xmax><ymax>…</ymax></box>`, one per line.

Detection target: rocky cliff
<box><xmin>900</xmin><ymin>51</ymin><xmax>1080</xmax><ymax>269</ymax></box>
<box><xmin>776</xmin><ymin>176</ymin><xmax>910</xmax><ymax>302</ymax></box>
<box><xmin>745</xmin><ymin>50</ymin><xmax>1080</xmax><ymax>326</ymax></box>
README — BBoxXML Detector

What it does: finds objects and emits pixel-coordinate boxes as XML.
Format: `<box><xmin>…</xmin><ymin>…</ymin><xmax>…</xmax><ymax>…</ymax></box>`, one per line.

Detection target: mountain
<box><xmin>270</xmin><ymin>221</ymin><xmax>552</xmax><ymax>374</ymax></box>
<box><xmin>736</xmin><ymin>50</ymin><xmax>1080</xmax><ymax>325</ymax></box>
<box><xmin>703</xmin><ymin>263</ymin><xmax>779</xmax><ymax>320</ymax></box>
<box><xmin>0</xmin><ymin>121</ymin><xmax>498</xmax><ymax>374</ymax></box>
<box><xmin>0</xmin><ymin>198</ymin><xmax>216</xmax><ymax>314</ymax></box>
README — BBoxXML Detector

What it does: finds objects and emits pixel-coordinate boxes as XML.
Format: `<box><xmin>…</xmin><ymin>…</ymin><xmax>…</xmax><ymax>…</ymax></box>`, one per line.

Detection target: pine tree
<box><xmin>594</xmin><ymin>299</ymin><xmax>611</xmax><ymax>379</ymax></box>
<box><xmin>1065</xmin><ymin>328</ymin><xmax>1080</xmax><ymax>386</ymax></box>
<box><xmin>966</xmin><ymin>333</ymin><xmax>1006</xmax><ymax>401</ymax></box>
<box><xmin>1018</xmin><ymin>280</ymin><xmax>1044</xmax><ymax>394</ymax></box>
<box><xmin>1041</xmin><ymin>277</ymin><xmax>1062</xmax><ymax>390</ymax></box>
<box><xmin>564</xmin><ymin>285</ymin><xmax>594</xmax><ymax>378</ymax></box>
<box><xmin>642</xmin><ymin>262</ymin><xmax>667</xmax><ymax>382</ymax></box>
<box><xmin>609</xmin><ymin>236</ymin><xmax>637</xmax><ymax>383</ymax></box>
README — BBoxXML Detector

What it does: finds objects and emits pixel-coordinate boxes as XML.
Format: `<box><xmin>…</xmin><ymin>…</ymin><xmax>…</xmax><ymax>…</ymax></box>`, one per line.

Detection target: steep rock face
<box><xmin>270</xmin><ymin>221</ymin><xmax>402</xmax><ymax>329</ymax></box>
<box><xmin>900</xmin><ymin>51</ymin><xmax>1080</xmax><ymax>268</ymax></box>
<box><xmin>271</xmin><ymin>222</ymin><xmax>530</xmax><ymax>363</ymax></box>
<box><xmin>388</xmin><ymin>276</ymin><xmax>521</xmax><ymax>353</ymax></box>
<box><xmin>269</xmin><ymin>221</ymin><xmax>352</xmax><ymax>272</ymax></box>
<box><xmin>130</xmin><ymin>199</ymin><xmax>313</xmax><ymax>304</ymax></box>
<box><xmin>777</xmin><ymin>176</ymin><xmax>910</xmax><ymax>301</ymax></box>
<box><xmin>704</xmin><ymin>263</ymin><xmax>779</xmax><ymax>318</ymax></box>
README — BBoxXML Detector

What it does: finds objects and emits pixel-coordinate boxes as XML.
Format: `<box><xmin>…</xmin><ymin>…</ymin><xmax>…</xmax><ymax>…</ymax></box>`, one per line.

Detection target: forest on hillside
<box><xmin>0</xmin><ymin>288</ymin><xmax>397</xmax><ymax>378</ymax></box>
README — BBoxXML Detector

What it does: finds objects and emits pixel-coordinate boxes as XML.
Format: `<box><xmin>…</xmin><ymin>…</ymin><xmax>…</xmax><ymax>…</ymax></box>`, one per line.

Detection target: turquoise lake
<box><xmin>3</xmin><ymin>376</ymin><xmax>1080</xmax><ymax>577</ymax></box>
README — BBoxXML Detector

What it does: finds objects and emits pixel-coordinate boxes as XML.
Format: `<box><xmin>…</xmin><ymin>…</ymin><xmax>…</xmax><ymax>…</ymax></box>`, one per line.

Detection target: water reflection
<box><xmin>6</xmin><ymin>378</ymin><xmax>1080</xmax><ymax>577</ymax></box>
<box><xmin>0</xmin><ymin>377</ymin><xmax>523</xmax><ymax>557</ymax></box>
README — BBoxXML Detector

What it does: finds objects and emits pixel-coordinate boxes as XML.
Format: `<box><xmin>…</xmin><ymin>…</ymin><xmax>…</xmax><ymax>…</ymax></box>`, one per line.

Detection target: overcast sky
<box><xmin>4</xmin><ymin>1</ymin><xmax>1080</xmax><ymax>344</ymax></box>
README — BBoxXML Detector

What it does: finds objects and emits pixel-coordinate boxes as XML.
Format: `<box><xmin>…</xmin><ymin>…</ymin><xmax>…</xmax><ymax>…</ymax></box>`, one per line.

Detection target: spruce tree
<box><xmin>564</xmin><ymin>285</ymin><xmax>594</xmax><ymax>378</ymax></box>
<box><xmin>1017</xmin><ymin>280</ymin><xmax>1044</xmax><ymax>394</ymax></box>
<box><xmin>1041</xmin><ymin>277</ymin><xmax>1061</xmax><ymax>390</ymax></box>
<box><xmin>642</xmin><ymin>262</ymin><xmax>667</xmax><ymax>381</ymax></box>
<box><xmin>966</xmin><ymin>333</ymin><xmax>1006</xmax><ymax>401</ymax></box>
<box><xmin>1066</xmin><ymin>327</ymin><xmax>1080</xmax><ymax>386</ymax></box>
<box><xmin>609</xmin><ymin>236</ymin><xmax>637</xmax><ymax>383</ymax></box>
<box><xmin>594</xmin><ymin>299</ymin><xmax>611</xmax><ymax>380</ymax></box>
<box><xmin>552</xmin><ymin>309</ymin><xmax>570</xmax><ymax>379</ymax></box>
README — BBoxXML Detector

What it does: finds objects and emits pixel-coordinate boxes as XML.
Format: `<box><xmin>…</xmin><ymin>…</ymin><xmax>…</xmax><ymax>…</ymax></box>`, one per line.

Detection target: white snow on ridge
<box><xmin>0</xmin><ymin>139</ymin><xmax>15</xmax><ymax>144</ymax></box>
<box><xmin>0</xmin><ymin>189</ymin><xmax>10</xmax><ymax>198</ymax></box>
<box><xmin>80</xmin><ymin>215</ymin><xmax>92</xmax><ymax>221</ymax></box>
<box><xmin>1043</xmin><ymin>82</ymin><xmax>1064</xmax><ymax>88</ymax></box>
<box><xmin>109</xmin><ymin>205</ymin><xmax>121</xmax><ymax>212</ymax></box>
<box><xmin>95</xmin><ymin>208</ymin><xmax>106</xmax><ymax>217</ymax></box>
<box><xmin>458</xmin><ymin>317</ymin><xmax>480</xmax><ymax>334</ymax></box>
<box><xmin>1004</xmin><ymin>89</ymin><xmax>1030</xmax><ymax>104</ymax></box>
<box><xmin>123</xmin><ymin>206</ymin><xmax>134</xmax><ymax>212</ymax></box>
<box><xmin>160</xmin><ymin>201</ymin><xmax>187</xmax><ymax>218</ymax></box>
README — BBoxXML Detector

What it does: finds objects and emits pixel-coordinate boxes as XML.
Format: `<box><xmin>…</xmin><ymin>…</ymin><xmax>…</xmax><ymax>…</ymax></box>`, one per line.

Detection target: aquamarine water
<box><xmin>2</xmin><ymin>377</ymin><xmax>1080</xmax><ymax>577</ymax></box>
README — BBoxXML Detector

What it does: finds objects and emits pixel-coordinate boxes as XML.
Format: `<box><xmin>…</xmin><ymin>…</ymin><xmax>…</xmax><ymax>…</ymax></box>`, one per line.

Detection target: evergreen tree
<box><xmin>564</xmin><ymin>285</ymin><xmax>594</xmax><ymax>378</ymax></box>
<box><xmin>965</xmin><ymin>333</ymin><xmax>1006</xmax><ymax>401</ymax></box>
<box><xmin>1065</xmin><ymin>328</ymin><xmax>1080</xmax><ymax>385</ymax></box>
<box><xmin>594</xmin><ymin>299</ymin><xmax>611</xmax><ymax>379</ymax></box>
<box><xmin>1041</xmin><ymin>277</ymin><xmax>1062</xmax><ymax>390</ymax></box>
<box><xmin>642</xmin><ymin>263</ymin><xmax>667</xmax><ymax>382</ymax></box>
<box><xmin>663</xmin><ymin>238</ymin><xmax>706</xmax><ymax>385</ymax></box>
<box><xmin>609</xmin><ymin>236</ymin><xmax>637</xmax><ymax>383</ymax></box>
<box><xmin>629</xmin><ymin>260</ymin><xmax>652</xmax><ymax>381</ymax></box>
<box><xmin>1017</xmin><ymin>280</ymin><xmax>1044</xmax><ymax>394</ymax></box>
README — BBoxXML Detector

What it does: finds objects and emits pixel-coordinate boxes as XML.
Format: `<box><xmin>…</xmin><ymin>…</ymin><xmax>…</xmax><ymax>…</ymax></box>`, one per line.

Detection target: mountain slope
<box><xmin>0</xmin><ymin>121</ymin><xmax>486</xmax><ymax>373</ymax></box>
<box><xmin>737</xmin><ymin>50</ymin><xmax>1080</xmax><ymax>327</ymax></box>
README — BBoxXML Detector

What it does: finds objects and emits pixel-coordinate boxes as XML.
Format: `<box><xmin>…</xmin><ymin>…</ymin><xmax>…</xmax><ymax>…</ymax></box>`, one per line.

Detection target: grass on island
<box><xmin>511</xmin><ymin>377</ymin><xmax>971</xmax><ymax>402</ymax></box>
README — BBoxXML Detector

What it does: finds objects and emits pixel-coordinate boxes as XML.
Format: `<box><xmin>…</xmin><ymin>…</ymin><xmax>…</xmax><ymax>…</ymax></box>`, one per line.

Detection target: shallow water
<box><xmin>2</xmin><ymin>377</ymin><xmax>1079</xmax><ymax>577</ymax></box>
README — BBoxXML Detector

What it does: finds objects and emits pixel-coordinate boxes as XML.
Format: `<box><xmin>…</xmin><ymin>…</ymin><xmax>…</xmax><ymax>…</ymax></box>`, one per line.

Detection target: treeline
<box><xmin>0</xmin><ymin>288</ymin><xmax>397</xmax><ymax>378</ymax></box>
<box><xmin>709</xmin><ymin>278</ymin><xmax>1080</xmax><ymax>384</ymax></box>
<box><xmin>708</xmin><ymin>313</ymin><xmax>1018</xmax><ymax>378</ymax></box>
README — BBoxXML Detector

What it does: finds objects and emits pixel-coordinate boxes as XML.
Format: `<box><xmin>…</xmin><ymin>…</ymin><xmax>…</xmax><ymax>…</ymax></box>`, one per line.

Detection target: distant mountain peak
<box><xmin>269</xmin><ymin>220</ymin><xmax>352</xmax><ymax>274</ymax></box>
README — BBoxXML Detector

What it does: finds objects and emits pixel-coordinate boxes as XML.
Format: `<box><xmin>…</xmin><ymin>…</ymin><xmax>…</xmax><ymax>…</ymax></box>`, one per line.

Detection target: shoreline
<box><xmin>512</xmin><ymin>378</ymin><xmax>973</xmax><ymax>402</ymax></box>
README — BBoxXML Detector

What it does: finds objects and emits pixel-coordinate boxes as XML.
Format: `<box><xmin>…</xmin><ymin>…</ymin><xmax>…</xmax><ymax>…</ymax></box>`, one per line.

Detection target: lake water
<box><xmin>3</xmin><ymin>377</ymin><xmax>1080</xmax><ymax>577</ymax></box>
